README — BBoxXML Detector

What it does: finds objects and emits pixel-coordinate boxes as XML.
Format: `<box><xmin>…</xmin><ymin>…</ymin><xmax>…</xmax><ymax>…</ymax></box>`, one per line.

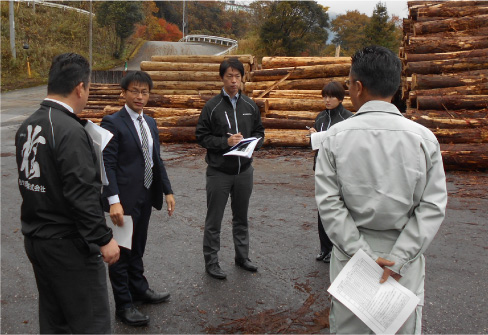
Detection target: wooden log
<box><xmin>86</xmin><ymin>100</ymin><xmax>121</xmax><ymax>106</ymax></box>
<box><xmin>250</xmin><ymin>63</ymin><xmax>350</xmax><ymax>82</ymax></box>
<box><xmin>254</xmin><ymin>97</ymin><xmax>354</xmax><ymax>112</ymax></box>
<box><xmin>141</xmin><ymin>61</ymin><xmax>251</xmax><ymax>74</ymax></box>
<box><xmin>441</xmin><ymin>143</ymin><xmax>488</xmax><ymax>170</ymax></box>
<box><xmin>155</xmin><ymin>115</ymin><xmax>200</xmax><ymax>127</ymax></box>
<box><xmin>158</xmin><ymin>127</ymin><xmax>196</xmax><ymax>143</ymax></box>
<box><xmin>261</xmin><ymin>57</ymin><xmax>350</xmax><ymax>69</ymax></box>
<box><xmin>146</xmin><ymin>70</ymin><xmax>221</xmax><ymax>81</ymax></box>
<box><xmin>151</xmin><ymin>89</ymin><xmax>221</xmax><ymax>96</ymax></box>
<box><xmin>145</xmin><ymin>94</ymin><xmax>212</xmax><ymax>108</ymax></box>
<box><xmin>416</xmin><ymin>95</ymin><xmax>488</xmax><ymax>110</ymax></box>
<box><xmin>252</xmin><ymin>90</ymin><xmax>323</xmax><ymax>99</ymax></box>
<box><xmin>404</xmin><ymin>36</ymin><xmax>488</xmax><ymax>54</ymax></box>
<box><xmin>413</xmin><ymin>5</ymin><xmax>488</xmax><ymax>20</ymax></box>
<box><xmin>152</xmin><ymin>81</ymin><xmax>227</xmax><ymax>90</ymax></box>
<box><xmin>404</xmin><ymin>48</ymin><xmax>488</xmax><ymax>63</ymax></box>
<box><xmin>150</xmin><ymin>55</ymin><xmax>254</xmax><ymax>64</ymax></box>
<box><xmin>433</xmin><ymin>128</ymin><xmax>488</xmax><ymax>144</ymax></box>
<box><xmin>265</xmin><ymin>110</ymin><xmax>320</xmax><ymax>120</ymax></box>
<box><xmin>410</xmin><ymin>26</ymin><xmax>488</xmax><ymax>38</ymax></box>
<box><xmin>410</xmin><ymin>83</ymin><xmax>488</xmax><ymax>102</ymax></box>
<box><xmin>411</xmin><ymin>71</ymin><xmax>488</xmax><ymax>90</ymax></box>
<box><xmin>404</xmin><ymin>57</ymin><xmax>488</xmax><ymax>75</ymax></box>
<box><xmin>244</xmin><ymin>77</ymin><xmax>348</xmax><ymax>92</ymax></box>
<box><xmin>78</xmin><ymin>111</ymin><xmax>105</xmax><ymax>119</ymax></box>
<box><xmin>406</xmin><ymin>108</ymin><xmax>488</xmax><ymax>119</ymax></box>
<box><xmin>413</xmin><ymin>14</ymin><xmax>488</xmax><ymax>35</ymax></box>
<box><xmin>263</xmin><ymin>129</ymin><xmax>310</xmax><ymax>147</ymax></box>
<box><xmin>103</xmin><ymin>105</ymin><xmax>202</xmax><ymax>118</ymax></box>
<box><xmin>409</xmin><ymin>115</ymin><xmax>488</xmax><ymax>129</ymax></box>
<box><xmin>262</xmin><ymin>118</ymin><xmax>313</xmax><ymax>129</ymax></box>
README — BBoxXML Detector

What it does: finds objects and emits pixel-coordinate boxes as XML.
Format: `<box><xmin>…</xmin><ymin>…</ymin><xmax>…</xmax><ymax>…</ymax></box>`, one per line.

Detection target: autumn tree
<box><xmin>96</xmin><ymin>1</ymin><xmax>143</xmax><ymax>57</ymax></box>
<box><xmin>330</xmin><ymin>10</ymin><xmax>370</xmax><ymax>56</ymax></box>
<box><xmin>363</xmin><ymin>2</ymin><xmax>401</xmax><ymax>52</ymax></box>
<box><xmin>258</xmin><ymin>1</ymin><xmax>329</xmax><ymax>56</ymax></box>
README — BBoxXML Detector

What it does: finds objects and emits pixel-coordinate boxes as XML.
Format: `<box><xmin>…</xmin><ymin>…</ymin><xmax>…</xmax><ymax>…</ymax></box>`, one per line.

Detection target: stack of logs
<box><xmin>402</xmin><ymin>0</ymin><xmax>488</xmax><ymax>170</ymax></box>
<box><xmin>80</xmin><ymin>55</ymin><xmax>353</xmax><ymax>147</ymax></box>
<box><xmin>245</xmin><ymin>56</ymin><xmax>352</xmax><ymax>147</ymax></box>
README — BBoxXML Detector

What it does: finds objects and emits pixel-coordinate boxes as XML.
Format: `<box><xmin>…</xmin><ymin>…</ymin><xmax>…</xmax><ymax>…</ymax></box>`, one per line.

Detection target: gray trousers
<box><xmin>203</xmin><ymin>165</ymin><xmax>253</xmax><ymax>265</ymax></box>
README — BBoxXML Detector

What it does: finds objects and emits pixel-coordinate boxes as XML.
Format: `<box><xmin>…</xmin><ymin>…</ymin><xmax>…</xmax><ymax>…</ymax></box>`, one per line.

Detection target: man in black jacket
<box><xmin>195</xmin><ymin>58</ymin><xmax>265</xmax><ymax>279</ymax></box>
<box><xmin>15</xmin><ymin>53</ymin><xmax>120</xmax><ymax>334</ymax></box>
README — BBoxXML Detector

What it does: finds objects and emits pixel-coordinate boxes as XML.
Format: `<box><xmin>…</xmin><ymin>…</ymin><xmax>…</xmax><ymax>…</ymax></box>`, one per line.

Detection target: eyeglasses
<box><xmin>127</xmin><ymin>89</ymin><xmax>149</xmax><ymax>97</ymax></box>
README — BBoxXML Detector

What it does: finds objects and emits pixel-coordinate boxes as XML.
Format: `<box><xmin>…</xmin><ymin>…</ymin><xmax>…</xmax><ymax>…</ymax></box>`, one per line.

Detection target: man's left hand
<box><xmin>165</xmin><ymin>194</ymin><xmax>175</xmax><ymax>216</ymax></box>
<box><xmin>376</xmin><ymin>257</ymin><xmax>402</xmax><ymax>283</ymax></box>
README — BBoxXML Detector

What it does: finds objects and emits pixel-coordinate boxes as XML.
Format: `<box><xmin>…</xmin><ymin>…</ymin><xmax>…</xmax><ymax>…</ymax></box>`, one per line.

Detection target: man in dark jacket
<box><xmin>15</xmin><ymin>53</ymin><xmax>120</xmax><ymax>334</ymax></box>
<box><xmin>101</xmin><ymin>71</ymin><xmax>175</xmax><ymax>326</ymax></box>
<box><xmin>195</xmin><ymin>58</ymin><xmax>265</xmax><ymax>279</ymax></box>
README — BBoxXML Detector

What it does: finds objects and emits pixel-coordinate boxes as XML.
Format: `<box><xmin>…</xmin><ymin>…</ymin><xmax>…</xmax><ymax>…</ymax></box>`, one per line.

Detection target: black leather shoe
<box><xmin>206</xmin><ymin>263</ymin><xmax>227</xmax><ymax>279</ymax></box>
<box><xmin>235</xmin><ymin>258</ymin><xmax>258</xmax><ymax>272</ymax></box>
<box><xmin>316</xmin><ymin>251</ymin><xmax>326</xmax><ymax>261</ymax></box>
<box><xmin>132</xmin><ymin>288</ymin><xmax>170</xmax><ymax>304</ymax></box>
<box><xmin>116</xmin><ymin>305</ymin><xmax>149</xmax><ymax>326</ymax></box>
<box><xmin>323</xmin><ymin>251</ymin><xmax>331</xmax><ymax>263</ymax></box>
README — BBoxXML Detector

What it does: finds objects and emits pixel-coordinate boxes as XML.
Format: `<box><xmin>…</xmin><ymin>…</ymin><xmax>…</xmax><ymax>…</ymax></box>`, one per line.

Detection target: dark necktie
<box><xmin>137</xmin><ymin>115</ymin><xmax>153</xmax><ymax>189</ymax></box>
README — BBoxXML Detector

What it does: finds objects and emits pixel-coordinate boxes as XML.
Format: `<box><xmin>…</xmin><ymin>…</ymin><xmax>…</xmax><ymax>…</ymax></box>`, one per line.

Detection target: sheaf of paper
<box><xmin>84</xmin><ymin>121</ymin><xmax>113</xmax><ymax>185</ymax></box>
<box><xmin>327</xmin><ymin>249</ymin><xmax>420</xmax><ymax>335</ymax></box>
<box><xmin>223</xmin><ymin>137</ymin><xmax>261</xmax><ymax>158</ymax></box>
<box><xmin>310</xmin><ymin>132</ymin><xmax>322</xmax><ymax>150</ymax></box>
<box><xmin>107</xmin><ymin>215</ymin><xmax>133</xmax><ymax>250</ymax></box>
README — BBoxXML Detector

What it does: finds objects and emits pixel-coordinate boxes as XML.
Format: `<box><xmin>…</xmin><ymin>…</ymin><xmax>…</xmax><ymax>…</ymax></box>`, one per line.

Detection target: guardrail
<box><xmin>179</xmin><ymin>35</ymin><xmax>238</xmax><ymax>55</ymax></box>
<box><xmin>14</xmin><ymin>0</ymin><xmax>94</xmax><ymax>16</ymax></box>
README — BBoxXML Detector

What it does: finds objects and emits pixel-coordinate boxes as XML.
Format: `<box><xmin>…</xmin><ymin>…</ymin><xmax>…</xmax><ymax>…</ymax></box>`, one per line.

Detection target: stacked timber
<box><xmin>245</xmin><ymin>56</ymin><xmax>352</xmax><ymax>147</ymax></box>
<box><xmin>402</xmin><ymin>1</ymin><xmax>488</xmax><ymax>170</ymax></box>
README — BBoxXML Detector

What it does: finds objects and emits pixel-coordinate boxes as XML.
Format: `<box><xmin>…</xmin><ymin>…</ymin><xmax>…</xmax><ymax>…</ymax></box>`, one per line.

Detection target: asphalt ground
<box><xmin>1</xmin><ymin>87</ymin><xmax>487</xmax><ymax>334</ymax></box>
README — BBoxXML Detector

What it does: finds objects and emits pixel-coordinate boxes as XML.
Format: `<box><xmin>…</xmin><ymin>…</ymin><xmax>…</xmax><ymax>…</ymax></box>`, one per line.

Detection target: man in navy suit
<box><xmin>101</xmin><ymin>71</ymin><xmax>175</xmax><ymax>327</ymax></box>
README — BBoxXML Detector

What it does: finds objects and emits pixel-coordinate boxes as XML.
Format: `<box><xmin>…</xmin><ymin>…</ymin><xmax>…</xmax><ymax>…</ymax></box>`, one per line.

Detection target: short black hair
<box><xmin>321</xmin><ymin>81</ymin><xmax>345</xmax><ymax>101</ymax></box>
<box><xmin>219</xmin><ymin>58</ymin><xmax>244</xmax><ymax>78</ymax></box>
<box><xmin>47</xmin><ymin>53</ymin><xmax>90</xmax><ymax>96</ymax></box>
<box><xmin>120</xmin><ymin>71</ymin><xmax>153</xmax><ymax>91</ymax></box>
<box><xmin>350</xmin><ymin>45</ymin><xmax>401</xmax><ymax>98</ymax></box>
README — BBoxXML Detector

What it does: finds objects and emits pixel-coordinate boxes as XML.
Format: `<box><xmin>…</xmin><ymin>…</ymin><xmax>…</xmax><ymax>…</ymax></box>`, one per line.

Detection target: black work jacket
<box><xmin>195</xmin><ymin>90</ymin><xmax>265</xmax><ymax>175</ymax></box>
<box><xmin>15</xmin><ymin>100</ymin><xmax>112</xmax><ymax>246</ymax></box>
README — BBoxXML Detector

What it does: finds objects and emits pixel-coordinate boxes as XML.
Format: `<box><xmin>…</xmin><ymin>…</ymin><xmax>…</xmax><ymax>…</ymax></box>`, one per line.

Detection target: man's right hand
<box><xmin>110</xmin><ymin>203</ymin><xmax>124</xmax><ymax>227</ymax></box>
<box><xmin>100</xmin><ymin>238</ymin><xmax>120</xmax><ymax>265</ymax></box>
<box><xmin>227</xmin><ymin>132</ymin><xmax>243</xmax><ymax>146</ymax></box>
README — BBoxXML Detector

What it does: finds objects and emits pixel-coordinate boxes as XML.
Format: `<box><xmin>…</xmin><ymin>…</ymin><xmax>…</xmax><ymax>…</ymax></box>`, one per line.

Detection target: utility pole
<box><xmin>182</xmin><ymin>0</ymin><xmax>186</xmax><ymax>39</ymax></box>
<box><xmin>9</xmin><ymin>0</ymin><xmax>16</xmax><ymax>59</ymax></box>
<box><xmin>89</xmin><ymin>0</ymin><xmax>92</xmax><ymax>69</ymax></box>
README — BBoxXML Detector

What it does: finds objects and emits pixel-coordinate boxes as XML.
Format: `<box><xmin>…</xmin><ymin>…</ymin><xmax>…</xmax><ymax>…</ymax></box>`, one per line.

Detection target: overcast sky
<box><xmin>318</xmin><ymin>0</ymin><xmax>409</xmax><ymax>18</ymax></box>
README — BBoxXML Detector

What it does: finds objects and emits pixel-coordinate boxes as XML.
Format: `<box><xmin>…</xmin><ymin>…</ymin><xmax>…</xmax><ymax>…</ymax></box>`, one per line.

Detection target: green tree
<box><xmin>96</xmin><ymin>1</ymin><xmax>143</xmax><ymax>57</ymax></box>
<box><xmin>363</xmin><ymin>2</ymin><xmax>401</xmax><ymax>52</ymax></box>
<box><xmin>330</xmin><ymin>10</ymin><xmax>370</xmax><ymax>56</ymax></box>
<box><xmin>258</xmin><ymin>1</ymin><xmax>329</xmax><ymax>56</ymax></box>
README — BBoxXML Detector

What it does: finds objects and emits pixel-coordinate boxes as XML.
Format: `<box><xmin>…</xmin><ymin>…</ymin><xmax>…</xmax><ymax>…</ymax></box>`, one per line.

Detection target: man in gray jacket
<box><xmin>314</xmin><ymin>46</ymin><xmax>447</xmax><ymax>334</ymax></box>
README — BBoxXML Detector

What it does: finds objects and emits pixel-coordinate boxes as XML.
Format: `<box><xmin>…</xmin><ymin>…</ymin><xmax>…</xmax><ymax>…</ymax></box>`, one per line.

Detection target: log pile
<box><xmin>81</xmin><ymin>56</ymin><xmax>352</xmax><ymax>148</ymax></box>
<box><xmin>245</xmin><ymin>56</ymin><xmax>352</xmax><ymax>147</ymax></box>
<box><xmin>402</xmin><ymin>1</ymin><xmax>488</xmax><ymax>170</ymax></box>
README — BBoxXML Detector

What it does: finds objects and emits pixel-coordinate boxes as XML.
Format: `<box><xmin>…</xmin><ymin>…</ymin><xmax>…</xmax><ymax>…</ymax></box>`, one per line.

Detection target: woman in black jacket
<box><xmin>309</xmin><ymin>81</ymin><xmax>353</xmax><ymax>263</ymax></box>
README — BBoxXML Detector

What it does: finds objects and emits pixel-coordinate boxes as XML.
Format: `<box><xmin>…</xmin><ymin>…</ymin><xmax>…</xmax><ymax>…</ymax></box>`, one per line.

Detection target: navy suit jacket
<box><xmin>101</xmin><ymin>107</ymin><xmax>173</xmax><ymax>214</ymax></box>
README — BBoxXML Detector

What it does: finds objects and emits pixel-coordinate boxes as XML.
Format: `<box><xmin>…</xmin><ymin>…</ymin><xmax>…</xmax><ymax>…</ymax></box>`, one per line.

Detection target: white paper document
<box><xmin>223</xmin><ymin>137</ymin><xmax>261</xmax><ymax>159</ymax></box>
<box><xmin>84</xmin><ymin>120</ymin><xmax>113</xmax><ymax>185</ymax></box>
<box><xmin>310</xmin><ymin>132</ymin><xmax>322</xmax><ymax>150</ymax></box>
<box><xmin>107</xmin><ymin>215</ymin><xmax>133</xmax><ymax>250</ymax></box>
<box><xmin>327</xmin><ymin>249</ymin><xmax>420</xmax><ymax>335</ymax></box>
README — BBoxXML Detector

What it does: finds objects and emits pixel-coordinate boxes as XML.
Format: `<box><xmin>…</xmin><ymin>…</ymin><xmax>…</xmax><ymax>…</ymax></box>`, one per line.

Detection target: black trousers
<box><xmin>24</xmin><ymin>236</ymin><xmax>111</xmax><ymax>334</ymax></box>
<box><xmin>109</xmin><ymin>188</ymin><xmax>152</xmax><ymax>309</ymax></box>
<box><xmin>318</xmin><ymin>212</ymin><xmax>333</xmax><ymax>254</ymax></box>
<box><xmin>203</xmin><ymin>165</ymin><xmax>254</xmax><ymax>266</ymax></box>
